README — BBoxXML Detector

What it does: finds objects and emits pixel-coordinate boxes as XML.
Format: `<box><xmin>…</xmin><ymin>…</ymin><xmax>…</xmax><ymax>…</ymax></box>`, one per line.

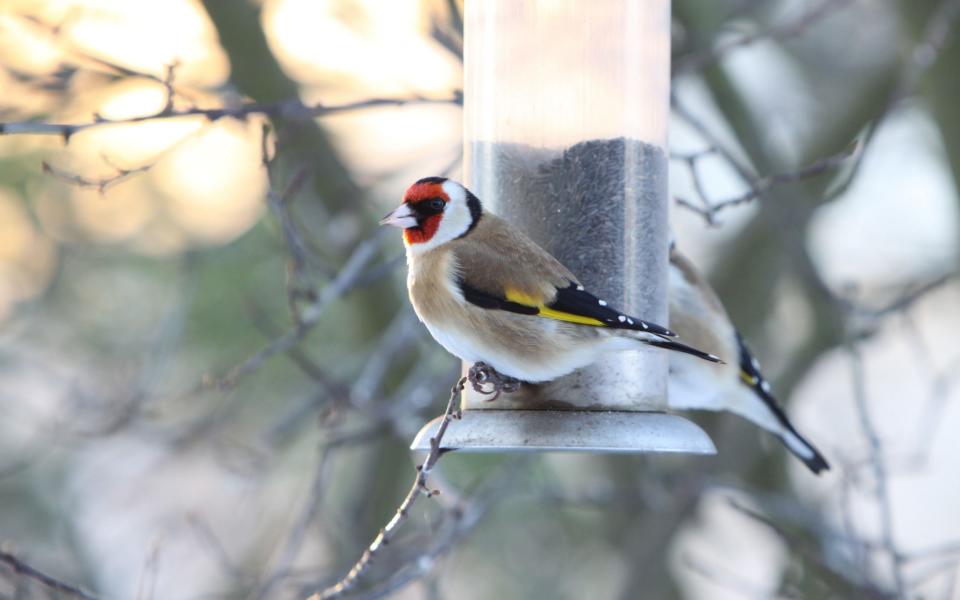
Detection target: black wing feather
<box><xmin>457</xmin><ymin>278</ymin><xmax>676</xmax><ymax>339</ymax></box>
<box><xmin>549</xmin><ymin>283</ymin><xmax>676</xmax><ymax>337</ymax></box>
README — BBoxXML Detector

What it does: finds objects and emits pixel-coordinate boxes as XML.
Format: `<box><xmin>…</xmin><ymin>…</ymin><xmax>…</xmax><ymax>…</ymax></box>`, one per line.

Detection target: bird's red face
<box><xmin>400</xmin><ymin>179</ymin><xmax>449</xmax><ymax>245</ymax></box>
<box><xmin>380</xmin><ymin>177</ymin><xmax>482</xmax><ymax>251</ymax></box>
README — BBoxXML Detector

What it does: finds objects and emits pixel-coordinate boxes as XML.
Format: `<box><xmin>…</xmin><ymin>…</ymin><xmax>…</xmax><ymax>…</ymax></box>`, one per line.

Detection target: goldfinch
<box><xmin>668</xmin><ymin>245</ymin><xmax>830</xmax><ymax>473</ymax></box>
<box><xmin>381</xmin><ymin>177</ymin><xmax>721</xmax><ymax>384</ymax></box>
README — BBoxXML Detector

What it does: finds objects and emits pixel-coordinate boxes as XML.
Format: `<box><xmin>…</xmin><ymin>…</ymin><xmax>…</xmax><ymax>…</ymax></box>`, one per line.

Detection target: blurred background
<box><xmin>0</xmin><ymin>0</ymin><xmax>958</xmax><ymax>598</ymax></box>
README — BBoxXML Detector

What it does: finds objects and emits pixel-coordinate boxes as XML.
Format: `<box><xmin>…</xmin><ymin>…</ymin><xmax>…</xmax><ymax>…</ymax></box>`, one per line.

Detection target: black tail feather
<box><xmin>795</xmin><ymin>440</ymin><xmax>831</xmax><ymax>474</ymax></box>
<box><xmin>736</xmin><ymin>333</ymin><xmax>830</xmax><ymax>474</ymax></box>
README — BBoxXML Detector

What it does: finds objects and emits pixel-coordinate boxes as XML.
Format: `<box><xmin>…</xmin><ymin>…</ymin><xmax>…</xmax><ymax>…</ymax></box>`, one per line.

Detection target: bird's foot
<box><xmin>467</xmin><ymin>362</ymin><xmax>522</xmax><ymax>402</ymax></box>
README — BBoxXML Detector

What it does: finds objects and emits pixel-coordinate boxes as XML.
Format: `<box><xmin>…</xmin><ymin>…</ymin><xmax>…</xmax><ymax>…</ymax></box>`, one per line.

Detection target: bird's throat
<box><xmin>403</xmin><ymin>215</ymin><xmax>441</xmax><ymax>245</ymax></box>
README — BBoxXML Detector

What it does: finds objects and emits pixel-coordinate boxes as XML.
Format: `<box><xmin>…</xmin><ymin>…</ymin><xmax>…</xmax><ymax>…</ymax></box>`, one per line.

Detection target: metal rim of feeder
<box><xmin>410</xmin><ymin>411</ymin><xmax>716</xmax><ymax>454</ymax></box>
<box><xmin>411</xmin><ymin>0</ymin><xmax>716</xmax><ymax>455</ymax></box>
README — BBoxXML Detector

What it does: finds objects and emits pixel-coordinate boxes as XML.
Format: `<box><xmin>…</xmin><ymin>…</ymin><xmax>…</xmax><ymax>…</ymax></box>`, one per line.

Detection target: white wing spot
<box><xmin>576</xmin><ymin>285</ymin><xmax>585</xmax><ymax>291</ymax></box>
<box><xmin>751</xmin><ymin>357</ymin><xmax>761</xmax><ymax>370</ymax></box>
<box><xmin>761</xmin><ymin>380</ymin><xmax>771</xmax><ymax>393</ymax></box>
<box><xmin>617</xmin><ymin>315</ymin><xmax>626</xmax><ymax>323</ymax></box>
<box><xmin>627</xmin><ymin>318</ymin><xmax>635</xmax><ymax>325</ymax></box>
<box><xmin>598</xmin><ymin>299</ymin><xmax>607</xmax><ymax>306</ymax></box>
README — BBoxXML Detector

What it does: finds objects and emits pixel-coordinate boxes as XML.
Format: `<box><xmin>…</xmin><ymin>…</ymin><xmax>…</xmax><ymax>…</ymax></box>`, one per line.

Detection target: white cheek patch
<box><xmin>440</xmin><ymin>201</ymin><xmax>472</xmax><ymax>238</ymax></box>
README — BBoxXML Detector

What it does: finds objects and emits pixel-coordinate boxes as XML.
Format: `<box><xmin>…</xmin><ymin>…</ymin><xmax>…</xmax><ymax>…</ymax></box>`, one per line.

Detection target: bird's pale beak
<box><xmin>379</xmin><ymin>203</ymin><xmax>418</xmax><ymax>228</ymax></box>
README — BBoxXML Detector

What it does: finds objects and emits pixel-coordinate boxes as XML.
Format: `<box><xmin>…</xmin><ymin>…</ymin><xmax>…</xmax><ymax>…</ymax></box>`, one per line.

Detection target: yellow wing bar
<box><xmin>504</xmin><ymin>288</ymin><xmax>606</xmax><ymax>327</ymax></box>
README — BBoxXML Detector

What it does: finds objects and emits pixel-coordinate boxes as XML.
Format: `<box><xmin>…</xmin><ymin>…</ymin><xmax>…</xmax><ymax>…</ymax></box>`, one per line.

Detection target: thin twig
<box><xmin>671</xmin><ymin>91</ymin><xmax>757</xmax><ymax>183</ymax></box>
<box><xmin>824</xmin><ymin>0</ymin><xmax>960</xmax><ymax>204</ymax></box>
<box><xmin>200</xmin><ymin>230</ymin><xmax>386</xmax><ymax>393</ymax></box>
<box><xmin>682</xmin><ymin>552</ymin><xmax>791</xmax><ymax>599</ymax></box>
<box><xmin>848</xmin><ymin>345</ymin><xmax>907</xmax><ymax>598</ymax></box>
<box><xmin>671</xmin><ymin>125</ymin><xmax>858</xmax><ymax>224</ymax></box>
<box><xmin>675</xmin><ymin>0</ymin><xmax>854</xmax><ymax>74</ymax></box>
<box><xmin>40</xmin><ymin>121</ymin><xmax>211</xmax><ymax>194</ymax></box>
<box><xmin>41</xmin><ymin>160</ymin><xmax>152</xmax><ymax>193</ymax></box>
<box><xmin>311</xmin><ymin>376</ymin><xmax>466</xmax><ymax>600</ymax></box>
<box><xmin>16</xmin><ymin>15</ymin><xmax>197</xmax><ymax>103</ymax></box>
<box><xmin>0</xmin><ymin>550</ymin><xmax>98</xmax><ymax>600</ymax></box>
<box><xmin>186</xmin><ymin>514</ymin><xmax>245</xmax><ymax>581</ymax></box>
<box><xmin>728</xmin><ymin>500</ymin><xmax>892</xmax><ymax>598</ymax></box>
<box><xmin>256</xmin><ymin>428</ymin><xmax>386</xmax><ymax>600</ymax></box>
<box><xmin>261</xmin><ymin>125</ymin><xmax>316</xmax><ymax>323</ymax></box>
<box><xmin>673</xmin><ymin>0</ymin><xmax>960</xmax><ymax>224</ymax></box>
<box><xmin>870</xmin><ymin>274</ymin><xmax>953</xmax><ymax>319</ymax></box>
<box><xmin>350</xmin><ymin>311</ymin><xmax>422</xmax><ymax>408</ymax></box>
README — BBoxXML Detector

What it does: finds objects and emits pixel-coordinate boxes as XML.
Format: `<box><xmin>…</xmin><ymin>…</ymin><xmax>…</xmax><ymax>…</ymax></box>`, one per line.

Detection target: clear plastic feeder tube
<box><xmin>463</xmin><ymin>0</ymin><xmax>672</xmax><ymax>411</ymax></box>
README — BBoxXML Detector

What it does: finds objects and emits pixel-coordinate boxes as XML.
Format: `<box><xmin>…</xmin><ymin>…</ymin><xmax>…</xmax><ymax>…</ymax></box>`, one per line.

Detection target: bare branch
<box><xmin>0</xmin><ymin>94</ymin><xmax>463</xmax><ymax>141</ymax></box>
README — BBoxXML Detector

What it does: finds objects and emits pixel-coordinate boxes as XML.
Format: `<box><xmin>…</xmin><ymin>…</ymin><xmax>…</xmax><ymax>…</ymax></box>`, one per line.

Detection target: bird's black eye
<box><xmin>429</xmin><ymin>198</ymin><xmax>446</xmax><ymax>212</ymax></box>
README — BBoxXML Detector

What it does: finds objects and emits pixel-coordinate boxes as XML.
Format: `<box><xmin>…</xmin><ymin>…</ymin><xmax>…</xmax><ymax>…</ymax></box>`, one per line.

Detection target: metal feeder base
<box><xmin>410</xmin><ymin>410</ymin><xmax>716</xmax><ymax>454</ymax></box>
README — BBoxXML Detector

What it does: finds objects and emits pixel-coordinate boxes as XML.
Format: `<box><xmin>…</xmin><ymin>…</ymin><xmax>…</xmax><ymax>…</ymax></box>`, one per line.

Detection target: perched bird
<box><xmin>380</xmin><ymin>176</ymin><xmax>721</xmax><ymax>384</ymax></box>
<box><xmin>667</xmin><ymin>246</ymin><xmax>830</xmax><ymax>473</ymax></box>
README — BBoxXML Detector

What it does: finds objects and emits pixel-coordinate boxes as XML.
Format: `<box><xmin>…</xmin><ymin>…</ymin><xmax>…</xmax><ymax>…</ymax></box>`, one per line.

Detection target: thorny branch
<box><xmin>311</xmin><ymin>376</ymin><xmax>466</xmax><ymax>600</ymax></box>
<box><xmin>0</xmin><ymin>550</ymin><xmax>98</xmax><ymax>600</ymax></box>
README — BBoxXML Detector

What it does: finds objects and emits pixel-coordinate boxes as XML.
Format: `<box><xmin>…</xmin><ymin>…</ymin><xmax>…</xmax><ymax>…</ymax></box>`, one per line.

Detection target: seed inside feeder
<box><xmin>465</xmin><ymin>137</ymin><xmax>669</xmax><ymax>410</ymax></box>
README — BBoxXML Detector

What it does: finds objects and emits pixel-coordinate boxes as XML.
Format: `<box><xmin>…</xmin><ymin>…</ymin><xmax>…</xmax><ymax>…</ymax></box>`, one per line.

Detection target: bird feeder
<box><xmin>412</xmin><ymin>0</ymin><xmax>714</xmax><ymax>453</ymax></box>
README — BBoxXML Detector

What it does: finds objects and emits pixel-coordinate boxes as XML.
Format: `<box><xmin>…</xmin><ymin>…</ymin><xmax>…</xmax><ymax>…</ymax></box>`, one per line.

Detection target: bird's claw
<box><xmin>467</xmin><ymin>362</ymin><xmax>522</xmax><ymax>401</ymax></box>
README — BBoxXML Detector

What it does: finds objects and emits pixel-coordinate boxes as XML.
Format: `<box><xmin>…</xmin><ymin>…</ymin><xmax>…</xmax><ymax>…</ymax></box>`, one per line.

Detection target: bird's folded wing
<box><xmin>453</xmin><ymin>243</ymin><xmax>674</xmax><ymax>337</ymax></box>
